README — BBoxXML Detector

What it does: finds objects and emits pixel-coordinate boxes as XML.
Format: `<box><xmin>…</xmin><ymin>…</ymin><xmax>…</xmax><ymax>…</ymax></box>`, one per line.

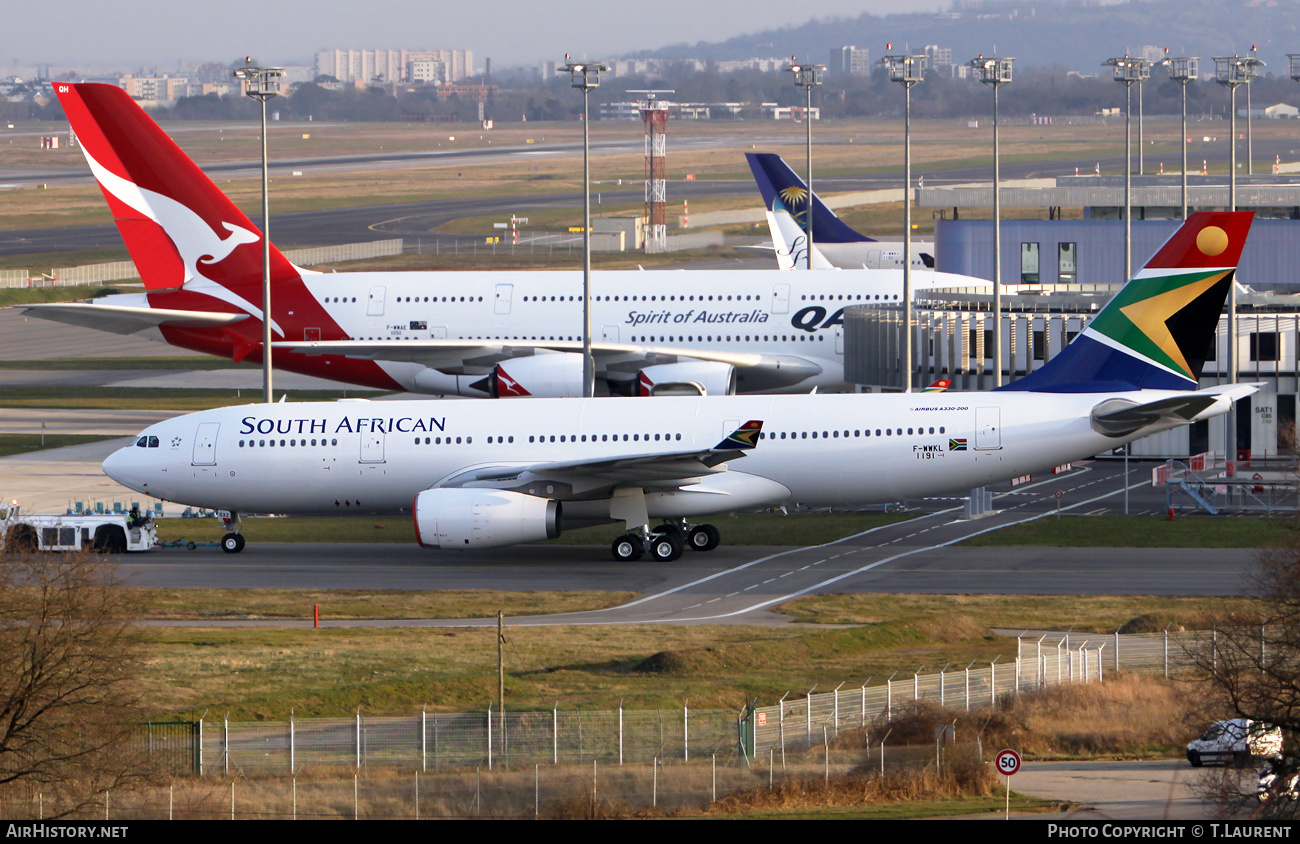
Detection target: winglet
<box><xmin>713</xmin><ymin>420</ymin><xmax>764</xmax><ymax>450</ymax></box>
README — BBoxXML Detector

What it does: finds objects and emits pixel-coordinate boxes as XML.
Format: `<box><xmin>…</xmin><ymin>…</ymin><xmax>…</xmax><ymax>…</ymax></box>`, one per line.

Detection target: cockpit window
<box><xmin>148</xmin><ymin>436</ymin><xmax>159</xmax><ymax>448</ymax></box>
<box><xmin>136</xmin><ymin>437</ymin><xmax>148</xmax><ymax>447</ymax></box>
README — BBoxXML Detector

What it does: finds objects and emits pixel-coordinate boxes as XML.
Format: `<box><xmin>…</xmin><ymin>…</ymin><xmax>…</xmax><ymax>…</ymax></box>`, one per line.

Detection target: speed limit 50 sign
<box><xmin>996</xmin><ymin>748</ymin><xmax>1021</xmax><ymax>776</ymax></box>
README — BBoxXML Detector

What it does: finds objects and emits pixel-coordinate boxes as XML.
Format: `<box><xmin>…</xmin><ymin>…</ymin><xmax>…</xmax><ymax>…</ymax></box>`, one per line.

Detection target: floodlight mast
<box><xmin>1213</xmin><ymin>53</ymin><xmax>1263</xmax><ymax>477</ymax></box>
<box><xmin>560</xmin><ymin>56</ymin><xmax>609</xmax><ymax>399</ymax></box>
<box><xmin>784</xmin><ymin>61</ymin><xmax>825</xmax><ymax>271</ymax></box>
<box><xmin>232</xmin><ymin>59</ymin><xmax>284</xmax><ymax>405</ymax></box>
<box><xmin>1103</xmin><ymin>56</ymin><xmax>1150</xmax><ymax>283</ymax></box>
<box><xmin>1161</xmin><ymin>54</ymin><xmax>1199</xmax><ymax>220</ymax></box>
<box><xmin>880</xmin><ymin>49</ymin><xmax>925</xmax><ymax>392</ymax></box>
<box><xmin>971</xmin><ymin>56</ymin><xmax>1013</xmax><ymax>388</ymax></box>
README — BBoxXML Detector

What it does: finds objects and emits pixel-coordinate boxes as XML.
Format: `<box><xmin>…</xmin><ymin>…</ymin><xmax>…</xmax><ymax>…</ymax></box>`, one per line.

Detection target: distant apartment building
<box><xmin>118</xmin><ymin>75</ymin><xmax>208</xmax><ymax>101</ymax></box>
<box><xmin>315</xmin><ymin>49</ymin><xmax>474</xmax><ymax>84</ymax></box>
<box><xmin>830</xmin><ymin>46</ymin><xmax>871</xmax><ymax>76</ymax></box>
<box><xmin>714</xmin><ymin>58</ymin><xmax>788</xmax><ymax>73</ymax></box>
<box><xmin>924</xmin><ymin>45</ymin><xmax>955</xmax><ymax>76</ymax></box>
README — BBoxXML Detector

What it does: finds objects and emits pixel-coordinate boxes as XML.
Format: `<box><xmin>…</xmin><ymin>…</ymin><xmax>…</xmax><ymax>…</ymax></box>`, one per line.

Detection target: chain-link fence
<box><xmin>0</xmin><ymin>740</ymin><xmax>983</xmax><ymax>820</ymax></box>
<box><xmin>200</xmin><ymin>707</ymin><xmax>739</xmax><ymax>778</ymax></box>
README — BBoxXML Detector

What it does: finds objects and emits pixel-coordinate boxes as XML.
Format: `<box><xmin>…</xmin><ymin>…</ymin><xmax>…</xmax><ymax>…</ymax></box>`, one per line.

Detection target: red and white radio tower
<box><xmin>629</xmin><ymin>89</ymin><xmax>673</xmax><ymax>251</ymax></box>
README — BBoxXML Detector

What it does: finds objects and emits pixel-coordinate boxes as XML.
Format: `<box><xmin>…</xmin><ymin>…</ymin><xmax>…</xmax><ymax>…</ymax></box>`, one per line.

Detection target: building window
<box><xmin>968</xmin><ymin>329</ymin><xmax>994</xmax><ymax>360</ymax></box>
<box><xmin>1251</xmin><ymin>332</ymin><xmax>1280</xmax><ymax>362</ymax></box>
<box><xmin>1020</xmin><ymin>242</ymin><xmax>1040</xmax><ymax>283</ymax></box>
<box><xmin>1058</xmin><ymin>242</ymin><xmax>1077</xmax><ymax>284</ymax></box>
<box><xmin>1033</xmin><ymin>330</ymin><xmax>1046</xmax><ymax>361</ymax></box>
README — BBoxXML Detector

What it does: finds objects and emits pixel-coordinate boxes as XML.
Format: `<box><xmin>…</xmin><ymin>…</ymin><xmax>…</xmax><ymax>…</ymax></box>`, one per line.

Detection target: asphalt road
<box><xmin>105</xmin><ymin>462</ymin><xmax>1259</xmax><ymax>625</ymax></box>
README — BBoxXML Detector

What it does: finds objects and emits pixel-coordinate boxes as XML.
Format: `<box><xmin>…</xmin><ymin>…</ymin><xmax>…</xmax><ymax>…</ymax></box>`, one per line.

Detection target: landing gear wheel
<box><xmin>611</xmin><ymin>534</ymin><xmax>644</xmax><ymax>562</ymax></box>
<box><xmin>221</xmin><ymin>532</ymin><xmax>246</xmax><ymax>554</ymax></box>
<box><xmin>647</xmin><ymin>531</ymin><xmax>684</xmax><ymax>562</ymax></box>
<box><xmin>687</xmin><ymin>524</ymin><xmax>721</xmax><ymax>552</ymax></box>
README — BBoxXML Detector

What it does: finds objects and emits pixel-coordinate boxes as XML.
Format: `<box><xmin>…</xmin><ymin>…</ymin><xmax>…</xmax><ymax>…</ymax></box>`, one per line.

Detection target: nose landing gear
<box><xmin>218</xmin><ymin>510</ymin><xmax>245</xmax><ymax>554</ymax></box>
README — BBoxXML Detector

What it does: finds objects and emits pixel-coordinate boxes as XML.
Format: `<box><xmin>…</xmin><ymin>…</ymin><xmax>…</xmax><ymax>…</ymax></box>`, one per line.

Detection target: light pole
<box><xmin>1103</xmin><ymin>56</ymin><xmax>1150</xmax><ymax>283</ymax></box>
<box><xmin>560</xmin><ymin>56</ymin><xmax>608</xmax><ymax>399</ymax></box>
<box><xmin>1161</xmin><ymin>53</ymin><xmax>1199</xmax><ymax>220</ymax></box>
<box><xmin>1214</xmin><ymin>53</ymin><xmax>1263</xmax><ymax>475</ymax></box>
<box><xmin>881</xmin><ymin>49</ymin><xmax>925</xmax><ymax>392</ymax></box>
<box><xmin>784</xmin><ymin>60</ymin><xmax>825</xmax><ymax>270</ymax></box>
<box><xmin>971</xmin><ymin>55</ymin><xmax>1013</xmax><ymax>388</ymax></box>
<box><xmin>232</xmin><ymin>59</ymin><xmax>283</xmax><ymax>405</ymax></box>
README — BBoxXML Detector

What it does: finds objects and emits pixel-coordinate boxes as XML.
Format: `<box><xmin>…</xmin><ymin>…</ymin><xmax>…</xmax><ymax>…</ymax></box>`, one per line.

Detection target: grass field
<box><xmin>136</xmin><ymin>590</ymin><xmax>1258</xmax><ymax>720</ymax></box>
<box><xmin>0</xmin><ymin>433</ymin><xmax>118</xmax><ymax>457</ymax></box>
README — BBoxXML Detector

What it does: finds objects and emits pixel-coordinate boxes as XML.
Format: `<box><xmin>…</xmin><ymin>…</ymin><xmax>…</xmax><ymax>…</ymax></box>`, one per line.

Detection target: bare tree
<box><xmin>0</xmin><ymin>554</ymin><xmax>153</xmax><ymax>818</ymax></box>
<box><xmin>1187</xmin><ymin>547</ymin><xmax>1300</xmax><ymax>818</ymax></box>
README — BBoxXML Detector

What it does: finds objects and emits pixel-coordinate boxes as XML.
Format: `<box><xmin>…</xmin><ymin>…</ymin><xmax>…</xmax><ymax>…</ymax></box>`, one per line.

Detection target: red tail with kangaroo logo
<box><xmin>54</xmin><ymin>83</ymin><xmax>297</xmax><ymax>291</ymax></box>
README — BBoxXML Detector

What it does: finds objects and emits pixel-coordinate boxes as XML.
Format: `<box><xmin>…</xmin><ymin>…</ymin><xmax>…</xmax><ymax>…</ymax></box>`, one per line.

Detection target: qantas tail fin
<box><xmin>1000</xmin><ymin>211</ymin><xmax>1254</xmax><ymax>393</ymax></box>
<box><xmin>54</xmin><ymin>82</ymin><xmax>296</xmax><ymax>292</ymax></box>
<box><xmin>746</xmin><ymin>152</ymin><xmax>873</xmax><ymax>244</ymax></box>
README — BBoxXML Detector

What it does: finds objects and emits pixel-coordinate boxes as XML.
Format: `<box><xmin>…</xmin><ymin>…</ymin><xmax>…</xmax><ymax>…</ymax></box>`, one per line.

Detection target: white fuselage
<box><xmin>104</xmin><ymin>388</ymin><xmax>1200</xmax><ymax>526</ymax></box>
<box><xmin>104</xmin><ymin>266</ymin><xmax>989</xmax><ymax>395</ymax></box>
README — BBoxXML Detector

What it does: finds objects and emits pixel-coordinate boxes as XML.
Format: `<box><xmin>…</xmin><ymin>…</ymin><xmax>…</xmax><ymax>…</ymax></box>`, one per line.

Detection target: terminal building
<box><xmin>843</xmin><ymin>173</ymin><xmax>1300</xmax><ymax>462</ymax></box>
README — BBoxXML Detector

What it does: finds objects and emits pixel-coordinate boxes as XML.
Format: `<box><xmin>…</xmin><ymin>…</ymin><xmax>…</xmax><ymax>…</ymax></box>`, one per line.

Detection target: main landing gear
<box><xmin>219</xmin><ymin>511</ymin><xmax>245</xmax><ymax>554</ymax></box>
<box><xmin>611</xmin><ymin>521</ymin><xmax>720</xmax><ymax>562</ymax></box>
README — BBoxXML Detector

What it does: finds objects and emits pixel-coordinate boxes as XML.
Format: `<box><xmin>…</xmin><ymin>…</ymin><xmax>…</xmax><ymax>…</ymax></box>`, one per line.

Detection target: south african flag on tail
<box><xmin>1000</xmin><ymin>211</ymin><xmax>1254</xmax><ymax>393</ymax></box>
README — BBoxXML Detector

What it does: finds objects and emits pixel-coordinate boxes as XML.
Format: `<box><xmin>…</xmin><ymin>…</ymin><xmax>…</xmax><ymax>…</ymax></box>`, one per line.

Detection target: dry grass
<box><xmin>881</xmin><ymin>675</ymin><xmax>1197</xmax><ymax>759</ymax></box>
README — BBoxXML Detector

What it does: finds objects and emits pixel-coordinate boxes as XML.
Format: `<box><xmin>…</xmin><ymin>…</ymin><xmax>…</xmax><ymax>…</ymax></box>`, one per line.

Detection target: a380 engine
<box><xmin>483</xmin><ymin>354</ymin><xmax>584</xmax><ymax>398</ymax></box>
<box><xmin>635</xmin><ymin>362</ymin><xmax>736</xmax><ymax>396</ymax></box>
<box><xmin>413</xmin><ymin>489</ymin><xmax>563</xmax><ymax>549</ymax></box>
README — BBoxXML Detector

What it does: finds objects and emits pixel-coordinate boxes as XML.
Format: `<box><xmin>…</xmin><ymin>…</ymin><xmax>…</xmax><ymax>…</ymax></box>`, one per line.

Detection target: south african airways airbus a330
<box><xmin>100</xmin><ymin>212</ymin><xmax>1258</xmax><ymax>561</ymax></box>
<box><xmin>22</xmin><ymin>83</ymin><xmax>988</xmax><ymax>399</ymax></box>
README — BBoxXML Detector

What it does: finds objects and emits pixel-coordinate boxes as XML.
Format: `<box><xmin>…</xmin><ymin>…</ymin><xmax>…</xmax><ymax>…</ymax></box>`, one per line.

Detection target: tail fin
<box><xmin>766</xmin><ymin>207</ymin><xmax>837</xmax><ymax>270</ymax></box>
<box><xmin>746</xmin><ymin>152</ymin><xmax>873</xmax><ymax>244</ymax></box>
<box><xmin>54</xmin><ymin>83</ymin><xmax>296</xmax><ymax>291</ymax></box>
<box><xmin>1001</xmin><ymin>211</ymin><xmax>1254</xmax><ymax>393</ymax></box>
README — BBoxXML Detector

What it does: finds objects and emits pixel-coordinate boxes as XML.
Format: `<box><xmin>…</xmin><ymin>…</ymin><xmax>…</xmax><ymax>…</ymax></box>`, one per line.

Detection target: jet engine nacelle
<box><xmin>488</xmin><ymin>354</ymin><xmax>584</xmax><ymax>398</ymax></box>
<box><xmin>413</xmin><ymin>489</ymin><xmax>563</xmax><ymax>549</ymax></box>
<box><xmin>637</xmin><ymin>361</ymin><xmax>737</xmax><ymax>396</ymax></box>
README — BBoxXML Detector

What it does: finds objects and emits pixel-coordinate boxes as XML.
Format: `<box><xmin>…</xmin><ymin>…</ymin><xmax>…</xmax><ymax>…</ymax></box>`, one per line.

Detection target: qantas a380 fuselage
<box><xmin>80</xmin><ymin>265</ymin><xmax>978</xmax><ymax>397</ymax></box>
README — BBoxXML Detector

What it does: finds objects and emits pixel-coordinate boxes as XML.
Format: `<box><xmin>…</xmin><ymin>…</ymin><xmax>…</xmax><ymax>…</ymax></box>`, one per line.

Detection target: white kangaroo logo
<box><xmin>82</xmin><ymin>147</ymin><xmax>260</xmax><ymax>284</ymax></box>
<box><xmin>83</xmin><ymin>147</ymin><xmax>283</xmax><ymax>336</ymax></box>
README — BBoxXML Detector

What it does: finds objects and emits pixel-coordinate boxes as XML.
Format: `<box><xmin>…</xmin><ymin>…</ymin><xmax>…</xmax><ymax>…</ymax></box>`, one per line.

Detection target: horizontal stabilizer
<box><xmin>20</xmin><ymin>302</ymin><xmax>248</xmax><ymax>336</ymax></box>
<box><xmin>1090</xmin><ymin>384</ymin><xmax>1260</xmax><ymax>438</ymax></box>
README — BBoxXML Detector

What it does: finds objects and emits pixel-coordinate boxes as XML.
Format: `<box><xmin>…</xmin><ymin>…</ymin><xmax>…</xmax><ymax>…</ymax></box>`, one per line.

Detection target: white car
<box><xmin>1187</xmin><ymin>719</ymin><xmax>1283</xmax><ymax>767</ymax></box>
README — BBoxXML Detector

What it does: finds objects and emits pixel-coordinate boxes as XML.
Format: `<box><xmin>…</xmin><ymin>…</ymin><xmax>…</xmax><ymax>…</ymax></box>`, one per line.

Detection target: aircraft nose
<box><xmin>102</xmin><ymin>446</ymin><xmax>143</xmax><ymax>491</ymax></box>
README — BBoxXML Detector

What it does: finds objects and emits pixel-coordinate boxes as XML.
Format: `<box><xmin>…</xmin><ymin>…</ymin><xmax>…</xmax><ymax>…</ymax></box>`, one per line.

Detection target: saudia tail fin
<box><xmin>1000</xmin><ymin>211</ymin><xmax>1254</xmax><ymax>393</ymax></box>
<box><xmin>54</xmin><ymin>82</ymin><xmax>297</xmax><ymax>292</ymax></box>
<box><xmin>746</xmin><ymin>152</ymin><xmax>872</xmax><ymax>244</ymax></box>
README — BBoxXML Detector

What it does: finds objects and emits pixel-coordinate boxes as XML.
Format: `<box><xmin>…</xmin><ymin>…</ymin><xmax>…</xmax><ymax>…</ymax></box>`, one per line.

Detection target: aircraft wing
<box><xmin>437</xmin><ymin>421</ymin><xmax>764</xmax><ymax>492</ymax></box>
<box><xmin>19</xmin><ymin>302</ymin><xmax>249</xmax><ymax>335</ymax></box>
<box><xmin>274</xmin><ymin>339</ymin><xmax>823</xmax><ymax>390</ymax></box>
